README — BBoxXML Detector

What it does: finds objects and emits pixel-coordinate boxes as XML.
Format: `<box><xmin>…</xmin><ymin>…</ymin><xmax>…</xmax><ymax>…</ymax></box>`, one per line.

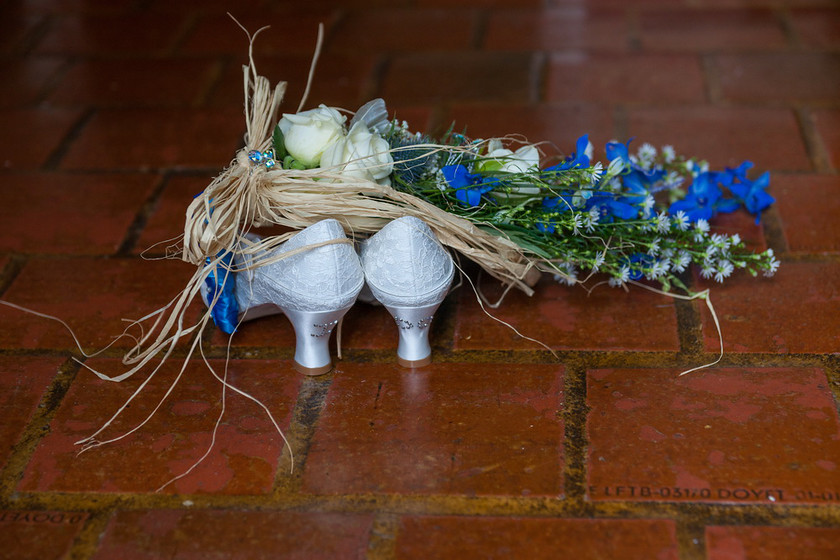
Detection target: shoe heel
<box><xmin>282</xmin><ymin>306</ymin><xmax>352</xmax><ymax>376</ymax></box>
<box><xmin>383</xmin><ymin>302</ymin><xmax>442</xmax><ymax>368</ymax></box>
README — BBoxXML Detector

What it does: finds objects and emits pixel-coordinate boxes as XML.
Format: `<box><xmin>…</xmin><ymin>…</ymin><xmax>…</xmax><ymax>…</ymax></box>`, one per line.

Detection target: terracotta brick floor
<box><xmin>1</xmin><ymin>1</ymin><xmax>838</xmax><ymax>558</ymax></box>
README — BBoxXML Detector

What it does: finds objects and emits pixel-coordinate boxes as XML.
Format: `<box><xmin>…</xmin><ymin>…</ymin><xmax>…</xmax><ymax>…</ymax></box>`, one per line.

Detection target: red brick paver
<box><xmin>454</xmin><ymin>276</ymin><xmax>680</xmax><ymax>352</ymax></box>
<box><xmin>706</xmin><ymin>526</ymin><xmax>840</xmax><ymax>560</ymax></box>
<box><xmin>0</xmin><ymin>173</ymin><xmax>156</xmax><ymax>255</ymax></box>
<box><xmin>396</xmin><ymin>517</ymin><xmax>679</xmax><ymax>559</ymax></box>
<box><xmin>304</xmin><ymin>362</ymin><xmax>564</xmax><ymax>496</ymax></box>
<box><xmin>0</xmin><ymin>258</ymin><xmax>199</xmax><ymax>351</ymax></box>
<box><xmin>588</xmin><ymin>367</ymin><xmax>840</xmax><ymax>505</ymax></box>
<box><xmin>93</xmin><ymin>510</ymin><xmax>373</xmax><ymax>559</ymax></box>
<box><xmin>20</xmin><ymin>358</ymin><xmax>299</xmax><ymax>494</ymax></box>
<box><xmin>0</xmin><ymin>511</ymin><xmax>89</xmax><ymax>560</ymax></box>
<box><xmin>0</xmin><ymin>356</ymin><xmax>64</xmax><ymax>469</ymax></box>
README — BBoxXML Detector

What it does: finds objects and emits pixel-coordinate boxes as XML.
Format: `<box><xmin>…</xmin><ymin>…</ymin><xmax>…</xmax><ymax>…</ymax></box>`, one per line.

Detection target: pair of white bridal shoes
<box><xmin>203</xmin><ymin>217</ymin><xmax>454</xmax><ymax>374</ymax></box>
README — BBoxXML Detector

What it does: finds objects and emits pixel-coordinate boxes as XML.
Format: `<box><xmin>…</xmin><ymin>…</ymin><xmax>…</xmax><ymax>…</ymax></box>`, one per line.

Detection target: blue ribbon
<box><xmin>205</xmin><ymin>251</ymin><xmax>239</xmax><ymax>334</ymax></box>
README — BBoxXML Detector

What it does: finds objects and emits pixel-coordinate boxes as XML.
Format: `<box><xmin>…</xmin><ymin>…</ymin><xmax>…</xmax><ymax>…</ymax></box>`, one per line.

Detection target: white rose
<box><xmin>479</xmin><ymin>142</ymin><xmax>541</xmax><ymax>197</ymax></box>
<box><xmin>321</xmin><ymin>122</ymin><xmax>394</xmax><ymax>184</ymax></box>
<box><xmin>278</xmin><ymin>105</ymin><xmax>346</xmax><ymax>167</ymax></box>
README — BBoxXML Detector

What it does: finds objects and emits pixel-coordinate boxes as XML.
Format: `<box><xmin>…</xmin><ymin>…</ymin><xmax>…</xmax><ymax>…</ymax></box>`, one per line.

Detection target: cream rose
<box><xmin>479</xmin><ymin>142</ymin><xmax>541</xmax><ymax>197</ymax></box>
<box><xmin>278</xmin><ymin>105</ymin><xmax>346</xmax><ymax>167</ymax></box>
<box><xmin>321</xmin><ymin>122</ymin><xmax>394</xmax><ymax>184</ymax></box>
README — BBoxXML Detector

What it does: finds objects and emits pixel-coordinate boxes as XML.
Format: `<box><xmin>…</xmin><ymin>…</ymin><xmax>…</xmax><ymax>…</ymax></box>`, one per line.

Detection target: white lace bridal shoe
<box><xmin>203</xmin><ymin>219</ymin><xmax>364</xmax><ymax>375</ymax></box>
<box><xmin>359</xmin><ymin>216</ymin><xmax>455</xmax><ymax>367</ymax></box>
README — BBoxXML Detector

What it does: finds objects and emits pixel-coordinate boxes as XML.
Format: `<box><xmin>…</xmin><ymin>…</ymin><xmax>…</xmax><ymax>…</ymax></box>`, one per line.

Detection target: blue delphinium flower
<box><xmin>623</xmin><ymin>253</ymin><xmax>655</xmax><ymax>281</ymax></box>
<box><xmin>544</xmin><ymin>135</ymin><xmax>591</xmax><ymax>173</ymax></box>
<box><xmin>607</xmin><ymin>138</ymin><xmax>667</xmax><ymax>192</ymax></box>
<box><xmin>669</xmin><ymin>171</ymin><xmax>739</xmax><ymax>222</ymax></box>
<box><xmin>721</xmin><ymin>161</ymin><xmax>774</xmax><ymax>223</ymax></box>
<box><xmin>442</xmin><ymin>164</ymin><xmax>494</xmax><ymax>207</ymax></box>
<box><xmin>585</xmin><ymin>192</ymin><xmax>639</xmax><ymax>222</ymax></box>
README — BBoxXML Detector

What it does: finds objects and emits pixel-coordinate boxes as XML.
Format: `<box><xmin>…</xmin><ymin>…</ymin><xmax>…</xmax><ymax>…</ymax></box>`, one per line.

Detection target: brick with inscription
<box><xmin>0</xmin><ymin>510</ymin><xmax>89</xmax><ymax>560</ymax></box>
<box><xmin>587</xmin><ymin>367</ymin><xmax>840</xmax><ymax>504</ymax></box>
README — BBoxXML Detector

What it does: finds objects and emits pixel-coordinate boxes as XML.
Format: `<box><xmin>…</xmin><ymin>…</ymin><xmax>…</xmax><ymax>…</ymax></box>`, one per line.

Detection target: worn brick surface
<box><xmin>20</xmin><ymin>358</ymin><xmax>299</xmax><ymax>494</ymax></box>
<box><xmin>0</xmin><ymin>356</ymin><xmax>64</xmax><ymax>469</ymax></box>
<box><xmin>627</xmin><ymin>106</ymin><xmax>811</xmax><ymax>172</ymax></box>
<box><xmin>60</xmin><ymin>108</ymin><xmax>243</xmax><ymax>170</ymax></box>
<box><xmin>716</xmin><ymin>53</ymin><xmax>840</xmax><ymax>103</ymax></box>
<box><xmin>484</xmin><ymin>8</ymin><xmax>628</xmax><ymax>51</ymax></box>
<box><xmin>698</xmin><ymin>261</ymin><xmax>840</xmax><ymax>354</ymax></box>
<box><xmin>49</xmin><ymin>59</ymin><xmax>217</xmax><ymax>107</ymax></box>
<box><xmin>207</xmin><ymin>54</ymin><xmax>378</xmax><ymax>111</ymax></box>
<box><xmin>330</xmin><ymin>9</ymin><xmax>477</xmax><ymax>53</ymax></box>
<box><xmin>0</xmin><ymin>258</ymin><xmax>199</xmax><ymax>351</ymax></box>
<box><xmin>790</xmin><ymin>8</ymin><xmax>840</xmax><ymax>49</ymax></box>
<box><xmin>588</xmin><ymin>367</ymin><xmax>840</xmax><ymax>504</ymax></box>
<box><xmin>0</xmin><ymin>173</ymin><xmax>156</xmax><ymax>255</ymax></box>
<box><xmin>774</xmin><ymin>174</ymin><xmax>840</xmax><ymax>254</ymax></box>
<box><xmin>179</xmin><ymin>12</ymin><xmax>337</xmax><ymax>56</ymax></box>
<box><xmin>382</xmin><ymin>52</ymin><xmax>537</xmax><ymax>105</ymax></box>
<box><xmin>546</xmin><ymin>53</ymin><xmax>705</xmax><ymax>104</ymax></box>
<box><xmin>34</xmin><ymin>14</ymin><xmax>188</xmax><ymax>56</ymax></box>
<box><xmin>0</xmin><ymin>58</ymin><xmax>63</xmax><ymax>108</ymax></box>
<box><xmin>304</xmin><ymin>362</ymin><xmax>564</xmax><ymax>496</ymax></box>
<box><xmin>0</xmin><ymin>13</ymin><xmax>43</xmax><ymax>54</ymax></box>
<box><xmin>639</xmin><ymin>9</ymin><xmax>787</xmax><ymax>51</ymax></box>
<box><xmin>396</xmin><ymin>517</ymin><xmax>679</xmax><ymax>559</ymax></box>
<box><xmin>92</xmin><ymin>510</ymin><xmax>373</xmax><ymax>559</ymax></box>
<box><xmin>706</xmin><ymin>526</ymin><xmax>840</xmax><ymax>559</ymax></box>
<box><xmin>0</xmin><ymin>108</ymin><xmax>83</xmax><ymax>169</ymax></box>
<box><xmin>454</xmin><ymin>276</ymin><xmax>680</xmax><ymax>352</ymax></box>
<box><xmin>0</xmin><ymin>511</ymin><xmax>89</xmax><ymax>560</ymax></box>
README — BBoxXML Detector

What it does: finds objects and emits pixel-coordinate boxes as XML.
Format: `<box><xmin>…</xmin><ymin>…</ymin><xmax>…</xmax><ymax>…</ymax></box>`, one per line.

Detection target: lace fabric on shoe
<box><xmin>238</xmin><ymin>219</ymin><xmax>364</xmax><ymax>313</ymax></box>
<box><xmin>360</xmin><ymin>216</ymin><xmax>454</xmax><ymax>308</ymax></box>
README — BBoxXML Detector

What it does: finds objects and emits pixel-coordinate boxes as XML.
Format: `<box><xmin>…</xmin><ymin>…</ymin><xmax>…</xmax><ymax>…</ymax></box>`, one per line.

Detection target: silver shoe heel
<box><xmin>282</xmin><ymin>306</ymin><xmax>353</xmax><ymax>376</ymax></box>
<box><xmin>383</xmin><ymin>302</ymin><xmax>442</xmax><ymax>368</ymax></box>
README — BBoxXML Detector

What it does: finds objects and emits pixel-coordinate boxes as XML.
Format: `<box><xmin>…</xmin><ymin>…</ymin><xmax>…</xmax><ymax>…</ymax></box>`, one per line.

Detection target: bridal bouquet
<box><xmin>253</xmin><ymin>100</ymin><xmax>778</xmax><ymax>296</ymax></box>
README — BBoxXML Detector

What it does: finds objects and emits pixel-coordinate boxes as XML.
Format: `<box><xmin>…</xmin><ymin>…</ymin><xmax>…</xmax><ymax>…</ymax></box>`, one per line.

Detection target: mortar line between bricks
<box><xmin>41</xmin><ymin>108</ymin><xmax>96</xmax><ymax>171</ymax></box>
<box><xmin>794</xmin><ymin>105</ymin><xmax>834</xmax><ymax>174</ymax></box>
<box><xmin>115</xmin><ymin>172</ymin><xmax>171</xmax><ymax>257</ymax></box>
<box><xmin>675</xmin><ymin>519</ymin><xmax>707</xmax><ymax>560</ymax></box>
<box><xmin>760</xmin><ymin>205</ymin><xmax>790</xmax><ymax>257</ymax></box>
<box><xmin>470</xmin><ymin>8</ymin><xmax>487</xmax><ymax>51</ymax></box>
<box><xmin>0</xmin><ymin>356</ymin><xmax>82</xmax><ymax>500</ymax></box>
<box><xmin>0</xmin><ymin>254</ymin><xmax>27</xmax><ymax>298</ymax></box>
<box><xmin>365</xmin><ymin>512</ymin><xmax>400</xmax><ymax>560</ymax></box>
<box><xmin>114</xmin><ymin>173</ymin><xmax>171</xmax><ymax>257</ymax></box>
<box><xmin>67</xmin><ymin>508</ymin><xmax>117</xmax><ymax>560</ymax></box>
<box><xmin>273</xmin><ymin>372</ymin><xmax>335</xmax><ymax>495</ymax></box>
<box><xmin>562</xmin><ymin>359</ymin><xmax>589</xmax><ymax>508</ymax></box>
<box><xmin>18</xmin><ymin>14</ymin><xmax>52</xmax><ymax>57</ymax></box>
<box><xmin>819</xmin><ymin>355</ymin><xmax>840</xmax><ymax>417</ymax></box>
<box><xmin>7</xmin><ymin>490</ymin><xmax>840</xmax><ymax>526</ymax></box>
